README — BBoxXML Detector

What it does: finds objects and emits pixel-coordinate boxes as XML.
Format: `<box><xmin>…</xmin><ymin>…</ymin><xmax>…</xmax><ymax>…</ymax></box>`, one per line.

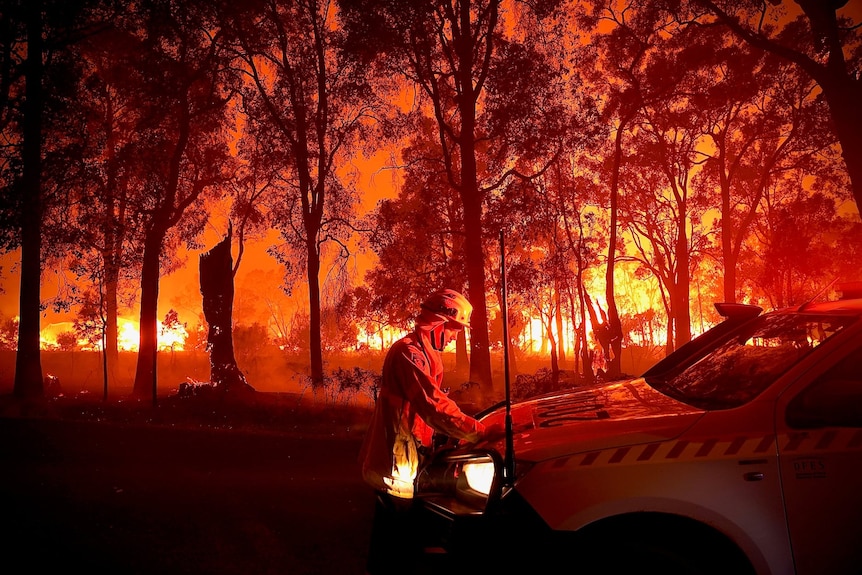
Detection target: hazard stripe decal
<box><xmin>608</xmin><ymin>446</ymin><xmax>631</xmax><ymax>464</ymax></box>
<box><xmin>559</xmin><ymin>429</ymin><xmax>861</xmax><ymax>469</ymax></box>
<box><xmin>580</xmin><ymin>452</ymin><xmax>600</xmax><ymax>466</ymax></box>
<box><xmin>637</xmin><ymin>443</ymin><xmax>660</xmax><ymax>461</ymax></box>
<box><xmin>755</xmin><ymin>435</ymin><xmax>775</xmax><ymax>453</ymax></box>
<box><xmin>815</xmin><ymin>430</ymin><xmax>837</xmax><ymax>450</ymax></box>
<box><xmin>695</xmin><ymin>438</ymin><xmax>718</xmax><ymax>457</ymax></box>
<box><xmin>725</xmin><ymin>437</ymin><xmax>746</xmax><ymax>456</ymax></box>
<box><xmin>778</xmin><ymin>429</ymin><xmax>862</xmax><ymax>453</ymax></box>
<box><xmin>666</xmin><ymin>440</ymin><xmax>689</xmax><ymax>459</ymax></box>
<box><xmin>784</xmin><ymin>433</ymin><xmax>807</xmax><ymax>451</ymax></box>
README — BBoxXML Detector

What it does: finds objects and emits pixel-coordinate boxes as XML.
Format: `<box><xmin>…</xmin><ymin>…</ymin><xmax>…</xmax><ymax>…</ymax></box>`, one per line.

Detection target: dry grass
<box><xmin>0</xmin><ymin>345</ymin><xmax>662</xmax><ymax>440</ymax></box>
<box><xmin>0</xmin><ymin>389</ymin><xmax>374</xmax><ymax>439</ymax></box>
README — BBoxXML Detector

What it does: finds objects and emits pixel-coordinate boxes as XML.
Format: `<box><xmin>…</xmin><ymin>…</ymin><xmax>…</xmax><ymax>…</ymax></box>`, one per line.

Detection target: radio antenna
<box><xmin>500</xmin><ymin>230</ymin><xmax>515</xmax><ymax>485</ymax></box>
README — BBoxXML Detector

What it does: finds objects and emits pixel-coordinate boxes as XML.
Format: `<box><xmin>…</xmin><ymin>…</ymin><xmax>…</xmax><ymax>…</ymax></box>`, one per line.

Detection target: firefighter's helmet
<box><xmin>421</xmin><ymin>289</ymin><xmax>472</xmax><ymax>328</ymax></box>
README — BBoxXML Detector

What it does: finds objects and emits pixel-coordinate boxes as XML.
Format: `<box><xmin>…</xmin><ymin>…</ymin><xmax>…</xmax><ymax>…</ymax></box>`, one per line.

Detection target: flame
<box><xmin>39</xmin><ymin>318</ymin><xmax>188</xmax><ymax>352</ymax></box>
<box><xmin>354</xmin><ymin>325</ymin><xmax>405</xmax><ymax>351</ymax></box>
<box><xmin>118</xmin><ymin>320</ymin><xmax>139</xmax><ymax>351</ymax></box>
<box><xmin>158</xmin><ymin>319</ymin><xmax>188</xmax><ymax>351</ymax></box>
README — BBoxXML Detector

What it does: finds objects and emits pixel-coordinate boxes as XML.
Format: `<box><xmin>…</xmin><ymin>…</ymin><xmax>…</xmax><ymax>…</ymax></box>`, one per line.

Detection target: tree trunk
<box><xmin>819</xmin><ymin>73</ymin><xmax>862</xmax><ymax>214</ymax></box>
<box><xmin>554</xmin><ymin>287</ymin><xmax>566</xmax><ymax>364</ymax></box>
<box><xmin>306</xmin><ymin>234</ymin><xmax>324</xmax><ymax>386</ymax></box>
<box><xmin>102</xmin><ymin>108</ymin><xmax>121</xmax><ymax>393</ymax></box>
<box><xmin>584</xmin><ymin>292</ymin><xmax>610</xmax><ymax>379</ymax></box>
<box><xmin>14</xmin><ymin>0</ymin><xmax>44</xmax><ymax>399</ymax></box>
<box><xmin>605</xmin><ymin>120</ymin><xmax>627</xmax><ymax>379</ymax></box>
<box><xmin>455</xmin><ymin>0</ymin><xmax>493</xmax><ymax>399</ymax></box>
<box><xmin>462</xmin><ymin>188</ymin><xmax>493</xmax><ymax>397</ymax></box>
<box><xmin>200</xmin><ymin>231</ymin><xmax>254</xmax><ymax>396</ymax></box>
<box><xmin>576</xmin><ymin>276</ymin><xmax>593</xmax><ymax>385</ymax></box>
<box><xmin>132</xmin><ymin>230</ymin><xmax>162</xmax><ymax>401</ymax></box>
<box><xmin>458</xmin><ymin>108</ymin><xmax>493</xmax><ymax>397</ymax></box>
<box><xmin>546</xmin><ymin>315</ymin><xmax>559</xmax><ymax>392</ymax></box>
<box><xmin>718</xmin><ymin>142</ymin><xmax>737</xmax><ymax>303</ymax></box>
<box><xmin>675</xmin><ymin>218</ymin><xmax>692</xmax><ymax>347</ymax></box>
<box><xmin>665</xmin><ymin>313</ymin><xmax>675</xmax><ymax>355</ymax></box>
<box><xmin>104</xmin><ymin>262</ymin><xmax>120</xmax><ymax>390</ymax></box>
<box><xmin>499</xmin><ymin>284</ymin><xmax>521</xmax><ymax>378</ymax></box>
<box><xmin>455</xmin><ymin>330</ymin><xmax>469</xmax><ymax>379</ymax></box>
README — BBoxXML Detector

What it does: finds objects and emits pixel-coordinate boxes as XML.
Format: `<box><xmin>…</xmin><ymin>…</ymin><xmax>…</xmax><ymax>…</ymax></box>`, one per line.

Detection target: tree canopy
<box><xmin>1</xmin><ymin>0</ymin><xmax>859</xmax><ymax>401</ymax></box>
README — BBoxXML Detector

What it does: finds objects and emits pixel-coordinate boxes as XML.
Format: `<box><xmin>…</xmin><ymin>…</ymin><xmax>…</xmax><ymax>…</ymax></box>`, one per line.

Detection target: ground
<box><xmin>1</xmin><ymin>391</ymin><xmax>377</xmax><ymax>574</ymax></box>
<box><xmin>0</xmin><ymin>346</ymin><xmax>663</xmax><ymax>574</ymax></box>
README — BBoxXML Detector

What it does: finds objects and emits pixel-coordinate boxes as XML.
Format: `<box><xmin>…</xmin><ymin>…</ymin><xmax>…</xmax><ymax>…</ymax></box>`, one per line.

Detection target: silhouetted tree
<box><xmin>493</xmin><ymin>166</ymin><xmax>604</xmax><ymax>385</ymax></box>
<box><xmin>233</xmin><ymin>322</ymin><xmax>271</xmax><ymax>364</ymax></box>
<box><xmin>578</xmin><ymin>0</ymin><xmax>665</xmax><ymax>378</ymax></box>
<box><xmin>695</xmin><ymin>44</ymin><xmax>843</xmax><ymax>303</ymax></box>
<box><xmin>73</xmin><ymin>293</ymin><xmax>106</xmax><ymax>351</ymax></box>
<box><xmin>591</xmin><ymin>10</ymin><xmax>707</xmax><ymax>353</ymax></box>
<box><xmin>690</xmin><ymin>0</ymin><xmax>862</xmax><ymax>217</ymax></box>
<box><xmin>0</xmin><ymin>315</ymin><xmax>18</xmax><ymax>351</ymax></box>
<box><xmin>65</xmin><ymin>18</ymin><xmax>156</xmax><ymax>394</ymax></box>
<box><xmin>0</xmin><ymin>0</ymin><xmax>110</xmax><ymax>398</ymax></box>
<box><xmin>557</xmin><ymin>179</ymin><xmax>606</xmax><ymax>385</ymax></box>
<box><xmin>747</xmin><ymin>191</ymin><xmax>860</xmax><ymax>307</ymax></box>
<box><xmin>364</xmin><ymin>131</ymin><xmax>468</xmax><ymax>321</ymax></box>
<box><xmin>222</xmin><ymin>0</ymin><xmax>373</xmax><ymax>387</ymax></box>
<box><xmin>200</xmin><ymin>229</ymin><xmax>254</xmax><ymax>395</ymax></box>
<box><xmin>127</xmin><ymin>0</ymin><xmax>236</xmax><ymax>402</ymax></box>
<box><xmin>337</xmin><ymin>285</ymin><xmax>398</xmax><ymax>351</ymax></box>
<box><xmin>9</xmin><ymin>0</ymin><xmax>46</xmax><ymax>398</ymax></box>
<box><xmin>56</xmin><ymin>331</ymin><xmax>78</xmax><ymax>352</ymax></box>
<box><xmin>363</xmin><ymin>130</ymin><xmax>474</xmax><ymax>372</ymax></box>
<box><xmin>339</xmin><ymin>0</ymin><xmax>583</xmax><ymax>398</ymax></box>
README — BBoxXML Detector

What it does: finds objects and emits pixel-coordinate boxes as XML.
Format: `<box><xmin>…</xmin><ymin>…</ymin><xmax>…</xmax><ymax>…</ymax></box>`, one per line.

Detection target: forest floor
<box><xmin>0</xmin><ymin>386</ymin><xmax>374</xmax><ymax>437</ymax></box>
<box><xmin>0</xmin><ymin>390</ymin><xmax>378</xmax><ymax>574</ymax></box>
<box><xmin>0</xmin><ymin>343</ymin><xmax>663</xmax><ymax>574</ymax></box>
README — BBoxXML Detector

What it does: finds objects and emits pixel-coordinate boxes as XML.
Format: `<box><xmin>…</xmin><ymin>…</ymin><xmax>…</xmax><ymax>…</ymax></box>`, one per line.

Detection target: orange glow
<box><xmin>118</xmin><ymin>320</ymin><xmax>140</xmax><ymax>351</ymax></box>
<box><xmin>355</xmin><ymin>325</ymin><xmax>404</xmax><ymax>351</ymax></box>
<box><xmin>38</xmin><ymin>318</ymin><xmax>188</xmax><ymax>352</ymax></box>
<box><xmin>0</xmin><ymin>1</ymin><xmax>855</xmax><ymax>380</ymax></box>
<box><xmin>39</xmin><ymin>321</ymin><xmax>76</xmax><ymax>350</ymax></box>
<box><xmin>157</xmin><ymin>320</ymin><xmax>188</xmax><ymax>351</ymax></box>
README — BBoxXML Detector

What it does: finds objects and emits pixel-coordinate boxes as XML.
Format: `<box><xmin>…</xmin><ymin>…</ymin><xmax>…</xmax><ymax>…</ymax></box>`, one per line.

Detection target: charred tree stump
<box><xmin>200</xmin><ymin>229</ymin><xmax>254</xmax><ymax>397</ymax></box>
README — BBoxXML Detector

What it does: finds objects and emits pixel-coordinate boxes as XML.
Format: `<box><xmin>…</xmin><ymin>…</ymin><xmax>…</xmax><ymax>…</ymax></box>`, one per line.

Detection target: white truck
<box><xmin>411</xmin><ymin>291</ymin><xmax>862</xmax><ymax>575</ymax></box>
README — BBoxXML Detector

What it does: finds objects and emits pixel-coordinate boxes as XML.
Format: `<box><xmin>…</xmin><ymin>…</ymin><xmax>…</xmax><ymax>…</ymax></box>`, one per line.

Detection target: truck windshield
<box><xmin>646</xmin><ymin>314</ymin><xmax>856</xmax><ymax>410</ymax></box>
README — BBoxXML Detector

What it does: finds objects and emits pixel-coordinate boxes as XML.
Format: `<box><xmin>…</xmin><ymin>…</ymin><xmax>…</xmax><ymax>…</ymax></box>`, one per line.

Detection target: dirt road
<box><xmin>1</xmin><ymin>417</ymin><xmax>376</xmax><ymax>574</ymax></box>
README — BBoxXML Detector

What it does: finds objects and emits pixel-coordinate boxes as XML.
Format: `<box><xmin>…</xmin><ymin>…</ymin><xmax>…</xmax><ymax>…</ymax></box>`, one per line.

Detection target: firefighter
<box><xmin>360</xmin><ymin>288</ymin><xmax>501</xmax><ymax>573</ymax></box>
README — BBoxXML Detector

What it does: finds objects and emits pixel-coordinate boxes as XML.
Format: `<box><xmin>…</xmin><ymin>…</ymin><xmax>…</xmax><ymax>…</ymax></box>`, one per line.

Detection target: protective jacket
<box><xmin>359</xmin><ymin>318</ymin><xmax>485</xmax><ymax>498</ymax></box>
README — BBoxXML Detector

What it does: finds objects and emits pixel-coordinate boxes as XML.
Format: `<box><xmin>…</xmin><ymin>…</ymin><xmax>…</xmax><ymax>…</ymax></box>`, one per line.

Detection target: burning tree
<box><xmin>199</xmin><ymin>228</ymin><xmax>254</xmax><ymax>396</ymax></box>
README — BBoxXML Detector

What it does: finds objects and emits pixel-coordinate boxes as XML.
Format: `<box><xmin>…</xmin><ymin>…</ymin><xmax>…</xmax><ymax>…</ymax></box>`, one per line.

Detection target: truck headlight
<box><xmin>417</xmin><ymin>450</ymin><xmax>503</xmax><ymax>513</ymax></box>
<box><xmin>463</xmin><ymin>458</ymin><xmax>495</xmax><ymax>495</ymax></box>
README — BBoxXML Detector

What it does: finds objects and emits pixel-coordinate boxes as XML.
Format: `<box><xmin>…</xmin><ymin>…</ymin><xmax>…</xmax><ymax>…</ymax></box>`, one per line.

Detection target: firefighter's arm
<box><xmin>396</xmin><ymin>350</ymin><xmax>485</xmax><ymax>442</ymax></box>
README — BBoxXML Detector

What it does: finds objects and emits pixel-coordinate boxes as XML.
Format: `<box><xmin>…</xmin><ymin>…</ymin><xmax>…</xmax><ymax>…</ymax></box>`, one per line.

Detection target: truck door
<box><xmin>776</xmin><ymin>343</ymin><xmax>862</xmax><ymax>575</ymax></box>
